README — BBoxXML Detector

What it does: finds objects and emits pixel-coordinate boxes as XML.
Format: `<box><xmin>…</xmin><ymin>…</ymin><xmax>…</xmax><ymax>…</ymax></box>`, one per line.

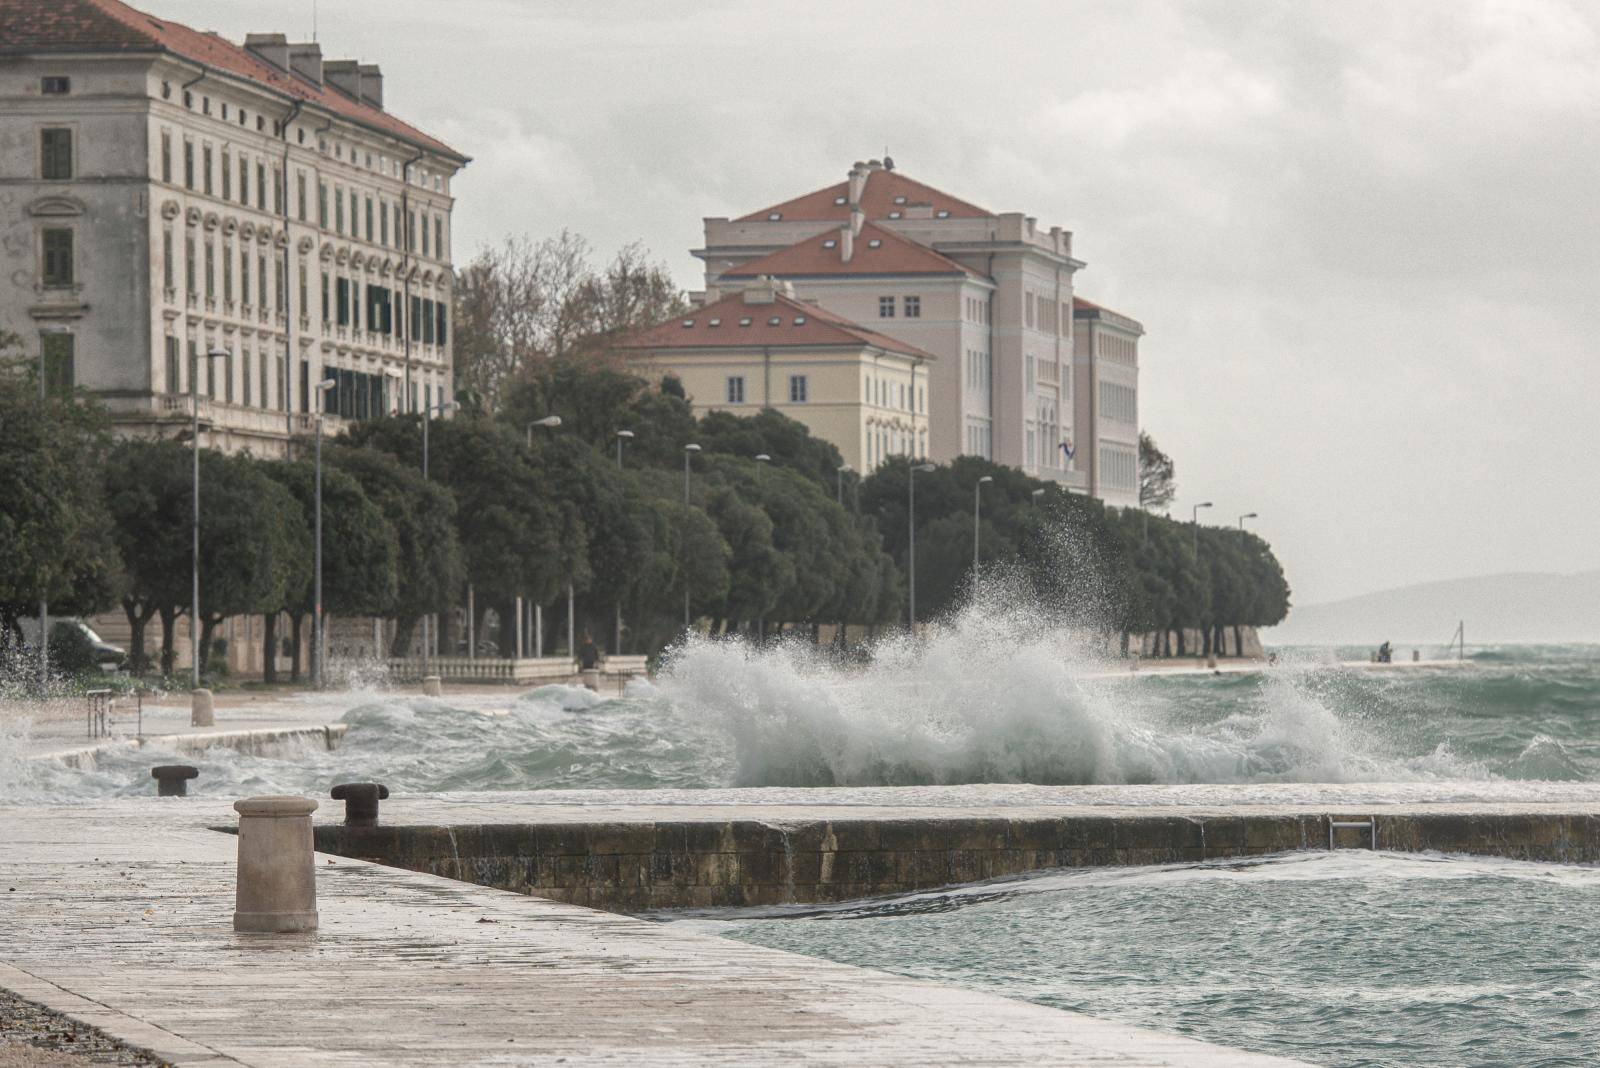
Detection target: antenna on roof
<box><xmin>312</xmin><ymin>0</ymin><xmax>318</xmax><ymax>42</ymax></box>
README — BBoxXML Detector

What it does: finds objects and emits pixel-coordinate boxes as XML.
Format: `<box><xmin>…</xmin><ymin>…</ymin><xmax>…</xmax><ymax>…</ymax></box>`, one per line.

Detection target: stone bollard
<box><xmin>421</xmin><ymin>675</ymin><xmax>442</xmax><ymax>697</ymax></box>
<box><xmin>582</xmin><ymin>668</ymin><xmax>600</xmax><ymax>692</ymax></box>
<box><xmin>1413</xmin><ymin>649</ymin><xmax>1420</xmax><ymax>662</ymax></box>
<box><xmin>151</xmin><ymin>764</ymin><xmax>199</xmax><ymax>797</ymax></box>
<box><xmin>1206</xmin><ymin>655</ymin><xmax>1218</xmax><ymax>670</ymax></box>
<box><xmin>190</xmin><ymin>688</ymin><xmax>214</xmax><ymax>727</ymax></box>
<box><xmin>233</xmin><ymin>796</ymin><xmax>319</xmax><ymax>933</ymax></box>
<box><xmin>330</xmin><ymin>782</ymin><xmax>389</xmax><ymax>827</ymax></box>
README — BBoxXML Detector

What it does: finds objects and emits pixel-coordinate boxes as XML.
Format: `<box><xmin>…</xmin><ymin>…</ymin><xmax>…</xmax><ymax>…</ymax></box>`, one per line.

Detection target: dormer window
<box><xmin>794</xmin><ymin>316</ymin><xmax>807</xmax><ymax>325</ymax></box>
<box><xmin>888</xmin><ymin>211</ymin><xmax>902</xmax><ymax>220</ymax></box>
<box><xmin>936</xmin><ymin>209</ymin><xmax>950</xmax><ymax>218</ymax></box>
<box><xmin>681</xmin><ymin>319</ymin><xmax>695</xmax><ymax>328</ymax></box>
<box><xmin>833</xmin><ymin>196</ymin><xmax>847</xmax><ymax>205</ymax></box>
<box><xmin>767</xmin><ymin>212</ymin><xmax>782</xmax><ymax>221</ymax></box>
<box><xmin>739</xmin><ymin>317</ymin><xmax>752</xmax><ymax>326</ymax></box>
<box><xmin>893</xmin><ymin>195</ymin><xmax>907</xmax><ymax>204</ymax></box>
<box><xmin>868</xmin><ymin>239</ymin><xmax>883</xmax><ymax>248</ymax></box>
<box><xmin>823</xmin><ymin>239</ymin><xmax>837</xmax><ymax>249</ymax></box>
<box><xmin>767</xmin><ymin>316</ymin><xmax>781</xmax><ymax>326</ymax></box>
<box><xmin>42</xmin><ymin>76</ymin><xmax>70</xmax><ymax>95</ymax></box>
<box><xmin>708</xmin><ymin>318</ymin><xmax>722</xmax><ymax>327</ymax></box>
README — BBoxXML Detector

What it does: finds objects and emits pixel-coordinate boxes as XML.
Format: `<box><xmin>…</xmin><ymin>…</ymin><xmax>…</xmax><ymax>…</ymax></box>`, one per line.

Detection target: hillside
<box><xmin>1268</xmin><ymin>570</ymin><xmax>1600</xmax><ymax>646</ymax></box>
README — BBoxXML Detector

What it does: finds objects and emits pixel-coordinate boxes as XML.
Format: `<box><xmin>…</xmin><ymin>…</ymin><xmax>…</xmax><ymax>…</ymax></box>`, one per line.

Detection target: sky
<box><xmin>156</xmin><ymin>0</ymin><xmax>1600</xmax><ymax>606</ymax></box>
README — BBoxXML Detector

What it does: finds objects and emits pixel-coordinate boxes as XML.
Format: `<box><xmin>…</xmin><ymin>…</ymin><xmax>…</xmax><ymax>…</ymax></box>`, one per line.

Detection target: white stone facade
<box><xmin>0</xmin><ymin>20</ymin><xmax>467</xmax><ymax>455</ymax></box>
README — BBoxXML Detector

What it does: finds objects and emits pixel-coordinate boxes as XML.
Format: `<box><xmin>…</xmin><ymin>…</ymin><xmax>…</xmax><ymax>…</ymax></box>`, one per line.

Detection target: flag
<box><xmin>1059</xmin><ymin>439</ymin><xmax>1074</xmax><ymax>461</ymax></box>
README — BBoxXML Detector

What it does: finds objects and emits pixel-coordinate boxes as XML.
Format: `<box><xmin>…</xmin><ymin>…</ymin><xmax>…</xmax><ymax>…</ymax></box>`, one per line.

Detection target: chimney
<box><xmin>850</xmin><ymin>203</ymin><xmax>864</xmax><ymax>236</ymax></box>
<box><xmin>357</xmin><ymin>63</ymin><xmax>383</xmax><ymax>109</ymax></box>
<box><xmin>244</xmin><ymin>32</ymin><xmax>289</xmax><ymax>71</ymax></box>
<box><xmin>839</xmin><ymin>223</ymin><xmax>853</xmax><ymax>264</ymax></box>
<box><xmin>743</xmin><ymin>277</ymin><xmax>779</xmax><ymax>305</ymax></box>
<box><xmin>847</xmin><ymin>162</ymin><xmax>868</xmax><ymax>208</ymax></box>
<box><xmin>287</xmin><ymin>41</ymin><xmax>323</xmax><ymax>86</ymax></box>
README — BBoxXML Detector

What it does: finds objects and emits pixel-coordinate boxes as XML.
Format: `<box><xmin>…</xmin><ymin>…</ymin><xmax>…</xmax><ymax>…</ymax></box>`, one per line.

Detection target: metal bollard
<box><xmin>421</xmin><ymin>675</ymin><xmax>442</xmax><ymax>697</ymax></box>
<box><xmin>190</xmin><ymin>688</ymin><xmax>214</xmax><ymax>727</ymax></box>
<box><xmin>151</xmin><ymin>764</ymin><xmax>199</xmax><ymax>797</ymax></box>
<box><xmin>330</xmin><ymin>782</ymin><xmax>389</xmax><ymax>827</ymax></box>
<box><xmin>233</xmin><ymin>796</ymin><xmax>319</xmax><ymax>933</ymax></box>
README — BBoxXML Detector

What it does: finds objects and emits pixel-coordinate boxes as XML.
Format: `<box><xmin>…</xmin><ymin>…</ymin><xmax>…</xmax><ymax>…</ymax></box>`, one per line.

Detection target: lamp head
<box><xmin>315</xmin><ymin>378</ymin><xmax>337</xmax><ymax>393</ymax></box>
<box><xmin>913</xmin><ymin>463</ymin><xmax>935</xmax><ymax>473</ymax></box>
<box><xmin>1031</xmin><ymin>488</ymin><xmax>1045</xmax><ymax>498</ymax></box>
<box><xmin>684</xmin><ymin>443</ymin><xmax>701</xmax><ymax>453</ymax></box>
<box><xmin>838</xmin><ymin>464</ymin><xmax>853</xmax><ymax>473</ymax></box>
<box><xmin>530</xmin><ymin>415</ymin><xmax>562</xmax><ymax>428</ymax></box>
<box><xmin>978</xmin><ymin>475</ymin><xmax>994</xmax><ymax>485</ymax></box>
<box><xmin>755</xmin><ymin>453</ymin><xmax>770</xmax><ymax>462</ymax></box>
<box><xmin>206</xmin><ymin>347</ymin><xmax>228</xmax><ymax>359</ymax></box>
<box><xmin>1242</xmin><ymin>512</ymin><xmax>1258</xmax><ymax>520</ymax></box>
<box><xmin>1198</xmin><ymin>501</ymin><xmax>1214</xmax><ymax>509</ymax></box>
<box><xmin>615</xmin><ymin>429</ymin><xmax>635</xmax><ymax>439</ymax></box>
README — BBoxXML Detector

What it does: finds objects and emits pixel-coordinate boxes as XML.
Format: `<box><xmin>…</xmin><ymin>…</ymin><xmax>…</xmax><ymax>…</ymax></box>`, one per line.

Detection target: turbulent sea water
<box><xmin>7</xmin><ymin>636</ymin><xmax>1600</xmax><ymax>800</ymax></box>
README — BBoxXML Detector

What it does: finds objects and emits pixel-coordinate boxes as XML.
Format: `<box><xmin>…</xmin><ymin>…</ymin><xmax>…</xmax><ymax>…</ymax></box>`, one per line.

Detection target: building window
<box><xmin>259</xmin><ymin>254</ymin><xmax>268</xmax><ymax>308</ymax></box>
<box><xmin>321</xmin><ymin>272</ymin><xmax>330</xmax><ymax>323</ymax></box>
<box><xmin>421</xmin><ymin>212</ymin><xmax>430</xmax><ymax>256</ymax></box>
<box><xmin>162</xmin><ymin>230</ymin><xmax>174</xmax><ymax>291</ymax></box>
<box><xmin>255</xmin><ymin>161</ymin><xmax>266</xmax><ymax>210</ymax></box>
<box><xmin>223</xmin><ymin>242</ymin><xmax>233</xmax><ymax>304</ymax></box>
<box><xmin>726</xmin><ymin>376</ymin><xmax>745</xmax><ymax>404</ymax></box>
<box><xmin>318</xmin><ymin>182</ymin><xmax>328</xmax><ymax>228</ymax></box>
<box><xmin>40</xmin><ymin>127</ymin><xmax>73</xmax><ymax>180</ymax></box>
<box><xmin>184</xmin><ymin>235</ymin><xmax>196</xmax><ymax>294</ymax></box>
<box><xmin>242</xmin><ymin>350</ymin><xmax>252</xmax><ymax>406</ymax></box>
<box><xmin>221</xmin><ymin>149</ymin><xmax>231</xmax><ymax>199</ymax></box>
<box><xmin>40</xmin><ymin>332</ymin><xmax>74</xmax><ymax>393</ymax></box>
<box><xmin>204</xmin><ymin>240</ymin><xmax>215</xmax><ymax>299</ymax></box>
<box><xmin>202</xmin><ymin>144</ymin><xmax>212</xmax><ymax>195</ymax></box>
<box><xmin>238</xmin><ymin>154</ymin><xmax>248</xmax><ymax>203</ymax></box>
<box><xmin>41</xmin><ymin>228</ymin><xmax>73</xmax><ymax>286</ymax></box>
<box><xmin>380</xmin><ymin>200</ymin><xmax>389</xmax><ymax>245</ymax></box>
<box><xmin>260</xmin><ymin>348</ymin><xmax>270</xmax><ymax>409</ymax></box>
<box><xmin>165</xmin><ymin>336</ymin><xmax>181</xmax><ymax>394</ymax></box>
<box><xmin>349</xmin><ymin>190</ymin><xmax>358</xmax><ymax>237</ymax></box>
<box><xmin>878</xmin><ymin>296</ymin><xmax>895</xmax><ymax>318</ymax></box>
<box><xmin>788</xmin><ymin>374</ymin><xmax>808</xmax><ymax>403</ymax></box>
<box><xmin>239</xmin><ymin>249</ymin><xmax>249</xmax><ymax>306</ymax></box>
<box><xmin>183</xmin><ymin>140</ymin><xmax>194</xmax><ymax>189</ymax></box>
<box><xmin>42</xmin><ymin>76</ymin><xmax>70</xmax><ymax>95</ymax></box>
<box><xmin>298</xmin><ymin>261</ymin><xmax>308</xmax><ymax>317</ymax></box>
<box><xmin>297</xmin><ymin>173</ymin><xmax>307</xmax><ymax>221</ymax></box>
<box><xmin>365</xmin><ymin>197</ymin><xmax>374</xmax><ymax>241</ymax></box>
<box><xmin>335</xmin><ymin>187</ymin><xmax>345</xmax><ymax>234</ymax></box>
<box><xmin>223</xmin><ymin>348</ymin><xmax>234</xmax><ymax>403</ymax></box>
<box><xmin>435</xmin><ymin>217</ymin><xmax>444</xmax><ymax>260</ymax></box>
<box><xmin>160</xmin><ymin>131</ymin><xmax>172</xmax><ymax>183</ymax></box>
<box><xmin>904</xmin><ymin>295</ymin><xmax>921</xmax><ymax>318</ymax></box>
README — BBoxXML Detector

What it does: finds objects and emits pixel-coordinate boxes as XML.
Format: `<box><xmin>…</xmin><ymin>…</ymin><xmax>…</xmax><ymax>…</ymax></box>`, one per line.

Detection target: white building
<box><xmin>0</xmin><ymin>0</ymin><xmax>469</xmax><ymax>454</ymax></box>
<box><xmin>696</xmin><ymin>158</ymin><xmax>1142</xmax><ymax>500</ymax></box>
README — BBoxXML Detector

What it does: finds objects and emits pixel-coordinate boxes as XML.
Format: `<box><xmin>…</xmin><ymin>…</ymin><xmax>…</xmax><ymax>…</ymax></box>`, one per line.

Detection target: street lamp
<box><xmin>612</xmin><ymin>429</ymin><xmax>635</xmax><ymax>653</ymax></box>
<box><xmin>754</xmin><ymin>453</ymin><xmax>770</xmax><ymax>480</ymax></box>
<box><xmin>188</xmin><ymin>346</ymin><xmax>231</xmax><ymax>688</ymax></box>
<box><xmin>1031</xmin><ymin>487</ymin><xmax>1045</xmax><ymax>504</ymax></box>
<box><xmin>907</xmin><ymin>462</ymin><xmax>936</xmax><ymax>632</ymax></box>
<box><xmin>683</xmin><ymin>444</ymin><xmax>701</xmax><ymax>628</ymax></box>
<box><xmin>613</xmin><ymin>429</ymin><xmax>634</xmax><ymax>470</ymax></box>
<box><xmin>312</xmin><ymin>378</ymin><xmax>337</xmax><ymax>689</ymax></box>
<box><xmin>836</xmin><ymin>464</ymin><xmax>852</xmax><ymax>508</ymax></box>
<box><xmin>1191</xmin><ymin>501</ymin><xmax>1213</xmax><ymax>558</ymax></box>
<box><xmin>526</xmin><ymin>414</ymin><xmax>562</xmax><ymax>446</ymax></box>
<box><xmin>973</xmin><ymin>475</ymin><xmax>994</xmax><ymax>589</ymax></box>
<box><xmin>420</xmin><ymin>398</ymin><xmax>457</xmax><ymax>665</ymax></box>
<box><xmin>35</xmin><ymin>324</ymin><xmax>70</xmax><ymax>685</ymax></box>
<box><xmin>1239</xmin><ymin>512</ymin><xmax>1258</xmax><ymax>532</ymax></box>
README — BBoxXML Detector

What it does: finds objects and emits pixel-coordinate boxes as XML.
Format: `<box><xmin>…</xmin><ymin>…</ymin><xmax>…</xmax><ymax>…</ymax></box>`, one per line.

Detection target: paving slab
<box><xmin>1</xmin><ymin>797</ymin><xmax>1308</xmax><ymax>1067</ymax></box>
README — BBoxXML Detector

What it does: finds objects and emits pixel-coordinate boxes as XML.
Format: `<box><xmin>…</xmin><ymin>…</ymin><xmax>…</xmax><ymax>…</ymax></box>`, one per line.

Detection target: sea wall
<box><xmin>315</xmin><ymin>808</ymin><xmax>1600</xmax><ymax>912</ymax></box>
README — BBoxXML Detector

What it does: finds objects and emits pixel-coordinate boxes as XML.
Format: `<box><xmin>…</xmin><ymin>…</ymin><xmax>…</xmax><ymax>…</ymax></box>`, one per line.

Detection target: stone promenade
<box><xmin>1</xmin><ymin>796</ymin><xmax>1309</xmax><ymax>1067</ymax></box>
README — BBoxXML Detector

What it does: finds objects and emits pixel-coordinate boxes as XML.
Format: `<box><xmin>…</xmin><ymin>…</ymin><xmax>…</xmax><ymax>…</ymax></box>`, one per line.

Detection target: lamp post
<box><xmin>190</xmin><ymin>346</ymin><xmax>230</xmax><ymax>687</ymax></box>
<box><xmin>754</xmin><ymin>453</ymin><xmax>770</xmax><ymax>480</ymax></box>
<box><xmin>973</xmin><ymin>475</ymin><xmax>993</xmax><ymax>590</ymax></box>
<box><xmin>836</xmin><ymin>464</ymin><xmax>852</xmax><ymax>508</ymax></box>
<box><xmin>614</xmin><ymin>428</ymin><xmax>634</xmax><ymax>469</ymax></box>
<box><xmin>613</xmin><ymin>429</ymin><xmax>634</xmax><ymax>654</ymax></box>
<box><xmin>526</xmin><ymin>414</ymin><xmax>562</xmax><ymax>446</ymax></box>
<box><xmin>908</xmin><ymin>462</ymin><xmax>936</xmax><ymax>632</ymax></box>
<box><xmin>35</xmin><ymin>324</ymin><xmax>71</xmax><ymax>685</ymax></box>
<box><xmin>1191</xmin><ymin>501</ymin><xmax>1213</xmax><ymax>559</ymax></box>
<box><xmin>1239</xmin><ymin>512</ymin><xmax>1258</xmax><ymax>532</ymax></box>
<box><xmin>683</xmin><ymin>443</ymin><xmax>701</xmax><ymax>629</ymax></box>
<box><xmin>420</xmin><ymin>399</ymin><xmax>457</xmax><ymax>667</ymax></box>
<box><xmin>312</xmin><ymin>378</ymin><xmax>337</xmax><ymax>689</ymax></box>
<box><xmin>1031</xmin><ymin>487</ymin><xmax>1045</xmax><ymax>505</ymax></box>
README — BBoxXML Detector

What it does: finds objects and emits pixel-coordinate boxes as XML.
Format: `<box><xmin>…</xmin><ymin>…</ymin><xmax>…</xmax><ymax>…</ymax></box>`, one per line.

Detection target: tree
<box><xmin>326</xmin><ymin>444</ymin><xmax>463</xmax><ymax>658</ymax></box>
<box><xmin>102</xmin><ymin>440</ymin><xmax>194</xmax><ymax>675</ymax></box>
<box><xmin>1139</xmin><ymin>431</ymin><xmax>1177</xmax><ymax>512</ymax></box>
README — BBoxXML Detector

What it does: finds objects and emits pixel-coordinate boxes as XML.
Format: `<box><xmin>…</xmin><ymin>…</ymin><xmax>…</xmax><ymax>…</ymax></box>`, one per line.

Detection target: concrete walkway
<box><xmin>2</xmin><ymin>797</ymin><xmax>1308</xmax><ymax>1067</ymax></box>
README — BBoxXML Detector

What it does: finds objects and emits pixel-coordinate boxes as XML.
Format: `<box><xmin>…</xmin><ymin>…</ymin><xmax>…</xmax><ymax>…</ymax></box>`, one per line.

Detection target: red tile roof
<box><xmin>1073</xmin><ymin>296</ymin><xmax>1144</xmax><ymax>330</ymax></box>
<box><xmin>0</xmin><ymin>0</ymin><xmax>466</xmax><ymax>162</ymax></box>
<box><xmin>737</xmin><ymin>167</ymin><xmax>993</xmax><ymax>223</ymax></box>
<box><xmin>723</xmin><ymin>223</ymin><xmax>984</xmax><ymax>281</ymax></box>
<box><xmin>620</xmin><ymin>290</ymin><xmax>936</xmax><ymax>362</ymax></box>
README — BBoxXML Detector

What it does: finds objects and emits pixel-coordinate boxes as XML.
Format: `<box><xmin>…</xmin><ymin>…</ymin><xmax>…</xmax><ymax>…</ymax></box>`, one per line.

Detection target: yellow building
<box><xmin>620</xmin><ymin>278</ymin><xmax>934</xmax><ymax>471</ymax></box>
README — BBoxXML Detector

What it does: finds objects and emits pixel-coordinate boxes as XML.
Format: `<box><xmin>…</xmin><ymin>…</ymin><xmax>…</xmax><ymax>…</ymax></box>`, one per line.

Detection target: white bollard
<box><xmin>421</xmin><ymin>675</ymin><xmax>442</xmax><ymax>697</ymax></box>
<box><xmin>190</xmin><ymin>688</ymin><xmax>214</xmax><ymax>727</ymax></box>
<box><xmin>233</xmin><ymin>796</ymin><xmax>319</xmax><ymax>933</ymax></box>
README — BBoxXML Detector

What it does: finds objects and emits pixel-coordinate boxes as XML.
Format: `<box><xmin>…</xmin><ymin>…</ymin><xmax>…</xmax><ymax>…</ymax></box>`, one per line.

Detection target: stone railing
<box><xmin>386</xmin><ymin>655</ymin><xmax>650</xmax><ymax>685</ymax></box>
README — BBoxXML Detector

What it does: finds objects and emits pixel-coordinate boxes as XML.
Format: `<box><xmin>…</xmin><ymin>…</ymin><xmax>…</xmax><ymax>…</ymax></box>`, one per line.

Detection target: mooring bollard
<box><xmin>421</xmin><ymin>675</ymin><xmax>442</xmax><ymax>697</ymax></box>
<box><xmin>151</xmin><ymin>764</ymin><xmax>199</xmax><ymax>797</ymax></box>
<box><xmin>330</xmin><ymin>782</ymin><xmax>389</xmax><ymax>827</ymax></box>
<box><xmin>190</xmin><ymin>688</ymin><xmax>214</xmax><ymax>727</ymax></box>
<box><xmin>233</xmin><ymin>796</ymin><xmax>319</xmax><ymax>933</ymax></box>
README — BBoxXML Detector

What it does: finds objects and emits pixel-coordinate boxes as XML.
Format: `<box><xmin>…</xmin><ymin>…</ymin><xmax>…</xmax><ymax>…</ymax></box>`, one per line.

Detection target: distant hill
<box><xmin>1267</xmin><ymin>570</ymin><xmax>1600</xmax><ymax>646</ymax></box>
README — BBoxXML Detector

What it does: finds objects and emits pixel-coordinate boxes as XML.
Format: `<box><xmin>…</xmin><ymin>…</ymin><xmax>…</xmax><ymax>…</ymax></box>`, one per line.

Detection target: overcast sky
<box><xmin>162</xmin><ymin>0</ymin><xmax>1600</xmax><ymax>606</ymax></box>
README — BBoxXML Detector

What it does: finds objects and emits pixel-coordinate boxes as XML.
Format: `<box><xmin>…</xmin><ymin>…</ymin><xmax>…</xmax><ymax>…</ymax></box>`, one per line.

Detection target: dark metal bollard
<box><xmin>330</xmin><ymin>782</ymin><xmax>390</xmax><ymax>827</ymax></box>
<box><xmin>151</xmin><ymin>765</ymin><xmax>199</xmax><ymax>797</ymax></box>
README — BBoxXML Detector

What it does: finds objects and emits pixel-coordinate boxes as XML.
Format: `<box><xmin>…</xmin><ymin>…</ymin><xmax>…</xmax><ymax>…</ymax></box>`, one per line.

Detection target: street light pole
<box><xmin>613</xmin><ymin>429</ymin><xmax>633</xmax><ymax>654</ymax></box>
<box><xmin>312</xmin><ymin>378</ymin><xmax>337</xmax><ymax>689</ymax></box>
<box><xmin>526</xmin><ymin>414</ymin><xmax>562</xmax><ymax>447</ymax></box>
<box><xmin>1191</xmin><ymin>501</ymin><xmax>1213</xmax><ymax>559</ymax></box>
<box><xmin>908</xmin><ymin>462</ymin><xmax>935</xmax><ymax>632</ymax></box>
<box><xmin>191</xmin><ymin>347</ymin><xmax>229</xmax><ymax>687</ymax></box>
<box><xmin>420</xmin><ymin>399</ymin><xmax>457</xmax><ymax>669</ymax></box>
<box><xmin>973</xmin><ymin>475</ymin><xmax>993</xmax><ymax>592</ymax></box>
<box><xmin>836</xmin><ymin>464</ymin><xmax>851</xmax><ymax>508</ymax></box>
<box><xmin>683</xmin><ymin>443</ymin><xmax>700</xmax><ymax>629</ymax></box>
<box><xmin>614</xmin><ymin>428</ymin><xmax>633</xmax><ymax>470</ymax></box>
<box><xmin>35</xmin><ymin>324</ymin><xmax>70</xmax><ymax>686</ymax></box>
<box><xmin>1239</xmin><ymin>512</ymin><xmax>1258</xmax><ymax>532</ymax></box>
<box><xmin>754</xmin><ymin>453</ymin><xmax>770</xmax><ymax>481</ymax></box>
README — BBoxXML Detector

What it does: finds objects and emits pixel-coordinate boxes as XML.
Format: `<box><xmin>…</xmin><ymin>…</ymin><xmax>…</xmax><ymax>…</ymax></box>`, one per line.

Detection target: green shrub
<box><xmin>48</xmin><ymin>622</ymin><xmax>99</xmax><ymax>678</ymax></box>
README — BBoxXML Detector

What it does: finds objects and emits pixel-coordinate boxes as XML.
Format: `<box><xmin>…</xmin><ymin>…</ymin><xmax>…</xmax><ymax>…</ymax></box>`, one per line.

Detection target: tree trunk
<box><xmin>158</xmin><ymin>605</ymin><xmax>177</xmax><ymax>677</ymax></box>
<box><xmin>1234</xmin><ymin>624</ymin><xmax>1245</xmax><ymax>659</ymax></box>
<box><xmin>288</xmin><ymin>613</ymin><xmax>304</xmax><ymax>682</ymax></box>
<box><xmin>1174</xmin><ymin>628</ymin><xmax>1186</xmax><ymax>657</ymax></box>
<box><xmin>1201</xmin><ymin>627</ymin><xmax>1212</xmax><ymax>657</ymax></box>
<box><xmin>198</xmin><ymin>614</ymin><xmax>222</xmax><ymax>678</ymax></box>
<box><xmin>121</xmin><ymin>598</ymin><xmax>156</xmax><ymax>676</ymax></box>
<box><xmin>391</xmin><ymin>615</ymin><xmax>418</xmax><ymax>658</ymax></box>
<box><xmin>262</xmin><ymin>613</ymin><xmax>278</xmax><ymax>684</ymax></box>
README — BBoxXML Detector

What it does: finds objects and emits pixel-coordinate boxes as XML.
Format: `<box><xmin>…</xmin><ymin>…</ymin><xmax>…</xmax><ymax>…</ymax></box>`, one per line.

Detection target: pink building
<box><xmin>693</xmin><ymin>158</ymin><xmax>1141</xmax><ymax>503</ymax></box>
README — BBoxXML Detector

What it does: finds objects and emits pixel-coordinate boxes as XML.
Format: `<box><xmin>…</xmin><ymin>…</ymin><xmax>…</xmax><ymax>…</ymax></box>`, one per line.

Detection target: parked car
<box><xmin>16</xmin><ymin>617</ymin><xmax>126</xmax><ymax>671</ymax></box>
